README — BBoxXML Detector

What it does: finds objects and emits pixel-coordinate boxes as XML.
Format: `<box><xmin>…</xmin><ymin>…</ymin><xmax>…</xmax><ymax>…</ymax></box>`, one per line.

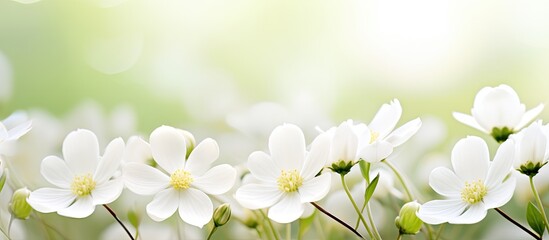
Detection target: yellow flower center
<box><xmin>170</xmin><ymin>169</ymin><xmax>193</xmax><ymax>190</ymax></box>
<box><xmin>277</xmin><ymin>169</ymin><xmax>303</xmax><ymax>192</ymax></box>
<box><xmin>370</xmin><ymin>131</ymin><xmax>380</xmax><ymax>144</ymax></box>
<box><xmin>461</xmin><ymin>179</ymin><xmax>487</xmax><ymax>204</ymax></box>
<box><xmin>71</xmin><ymin>173</ymin><xmax>96</xmax><ymax>197</ymax></box>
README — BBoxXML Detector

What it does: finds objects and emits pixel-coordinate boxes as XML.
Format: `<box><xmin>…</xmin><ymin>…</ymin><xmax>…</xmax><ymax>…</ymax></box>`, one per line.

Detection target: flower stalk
<box><xmin>529</xmin><ymin>176</ymin><xmax>549</xmax><ymax>232</ymax></box>
<box><xmin>340</xmin><ymin>174</ymin><xmax>375</xmax><ymax>239</ymax></box>
<box><xmin>103</xmin><ymin>204</ymin><xmax>135</xmax><ymax>240</ymax></box>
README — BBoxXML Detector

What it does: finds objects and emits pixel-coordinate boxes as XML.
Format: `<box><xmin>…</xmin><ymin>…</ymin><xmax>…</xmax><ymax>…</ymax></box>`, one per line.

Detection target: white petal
<box><xmin>149</xmin><ymin>126</ymin><xmax>186</xmax><ymax>174</ymax></box>
<box><xmin>268</xmin><ymin>192</ymin><xmax>304</xmax><ymax>223</ymax></box>
<box><xmin>449</xmin><ymin>203</ymin><xmax>487</xmax><ymax>224</ymax></box>
<box><xmin>429</xmin><ymin>167</ymin><xmax>462</xmax><ymax>197</ymax></box>
<box><xmin>235</xmin><ymin>184</ymin><xmax>283</xmax><ymax>209</ymax></box>
<box><xmin>192</xmin><ymin>164</ymin><xmax>236</xmax><ymax>195</ymax></box>
<box><xmin>146</xmin><ymin>188</ymin><xmax>180</xmax><ymax>221</ymax></box>
<box><xmin>452</xmin><ymin>112</ymin><xmax>487</xmax><ymax>133</ymax></box>
<box><xmin>6</xmin><ymin>120</ymin><xmax>32</xmax><ymax>141</ymax></box>
<box><xmin>485</xmin><ymin>139</ymin><xmax>515</xmax><ymax>189</ymax></box>
<box><xmin>483</xmin><ymin>177</ymin><xmax>516</xmax><ymax>209</ymax></box>
<box><xmin>369</xmin><ymin>99</ymin><xmax>402</xmax><ymax>139</ymax></box>
<box><xmin>40</xmin><ymin>156</ymin><xmax>73</xmax><ymax>188</ymax></box>
<box><xmin>301</xmin><ymin>133</ymin><xmax>331</xmax><ymax>180</ymax></box>
<box><xmin>184</xmin><ymin>138</ymin><xmax>219</xmax><ymax>176</ymax></box>
<box><xmin>0</xmin><ymin>123</ymin><xmax>7</xmax><ymax>140</ymax></box>
<box><xmin>515</xmin><ymin>122</ymin><xmax>546</xmax><ymax>167</ymax></box>
<box><xmin>517</xmin><ymin>103</ymin><xmax>544</xmax><ymax>130</ymax></box>
<box><xmin>385</xmin><ymin>118</ymin><xmax>422</xmax><ymax>147</ymax></box>
<box><xmin>27</xmin><ymin>188</ymin><xmax>75</xmax><ymax>213</ymax></box>
<box><xmin>178</xmin><ymin>188</ymin><xmax>213</xmax><ymax>228</ymax></box>
<box><xmin>123</xmin><ymin>163</ymin><xmax>170</xmax><ymax>195</ymax></box>
<box><xmin>451</xmin><ymin>136</ymin><xmax>490</xmax><ymax>182</ymax></box>
<box><xmin>94</xmin><ymin>137</ymin><xmax>124</xmax><ymax>183</ymax></box>
<box><xmin>472</xmin><ymin>85</ymin><xmax>524</xmax><ymax>130</ymax></box>
<box><xmin>358</xmin><ymin>140</ymin><xmax>393</xmax><ymax>163</ymax></box>
<box><xmin>269</xmin><ymin>124</ymin><xmax>306</xmax><ymax>170</ymax></box>
<box><xmin>330</xmin><ymin>121</ymin><xmax>358</xmax><ymax>163</ymax></box>
<box><xmin>417</xmin><ymin>199</ymin><xmax>468</xmax><ymax>225</ymax></box>
<box><xmin>92</xmin><ymin>179</ymin><xmax>124</xmax><ymax>205</ymax></box>
<box><xmin>248</xmin><ymin>151</ymin><xmax>279</xmax><ymax>183</ymax></box>
<box><xmin>298</xmin><ymin>174</ymin><xmax>331</xmax><ymax>203</ymax></box>
<box><xmin>1</xmin><ymin>111</ymin><xmax>27</xmax><ymax>129</ymax></box>
<box><xmin>63</xmin><ymin>129</ymin><xmax>99</xmax><ymax>175</ymax></box>
<box><xmin>58</xmin><ymin>195</ymin><xmax>95</xmax><ymax>218</ymax></box>
<box><xmin>124</xmin><ymin>136</ymin><xmax>152</xmax><ymax>164</ymax></box>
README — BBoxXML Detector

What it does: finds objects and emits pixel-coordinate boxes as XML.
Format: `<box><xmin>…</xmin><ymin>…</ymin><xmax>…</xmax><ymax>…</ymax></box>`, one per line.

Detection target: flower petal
<box><xmin>124</xmin><ymin>136</ymin><xmax>152</xmax><ymax>164</ymax></box>
<box><xmin>146</xmin><ymin>188</ymin><xmax>180</xmax><ymax>221</ymax></box>
<box><xmin>184</xmin><ymin>138</ymin><xmax>219</xmax><ymax>176</ymax></box>
<box><xmin>452</xmin><ymin>112</ymin><xmax>487</xmax><ymax>133</ymax></box>
<box><xmin>94</xmin><ymin>137</ymin><xmax>125</xmax><ymax>183</ymax></box>
<box><xmin>92</xmin><ymin>178</ymin><xmax>124</xmax><ymax>205</ymax></box>
<box><xmin>301</xmin><ymin>133</ymin><xmax>331</xmax><ymax>180</ymax></box>
<box><xmin>248</xmin><ymin>151</ymin><xmax>279</xmax><ymax>183</ymax></box>
<box><xmin>449</xmin><ymin>202</ymin><xmax>487</xmax><ymax>224</ymax></box>
<box><xmin>417</xmin><ymin>199</ymin><xmax>468</xmax><ymax>225</ymax></box>
<box><xmin>483</xmin><ymin>177</ymin><xmax>516</xmax><ymax>209</ymax></box>
<box><xmin>429</xmin><ymin>167</ymin><xmax>462</xmax><ymax>198</ymax></box>
<box><xmin>385</xmin><ymin>118</ymin><xmax>422</xmax><ymax>147</ymax></box>
<box><xmin>269</xmin><ymin>124</ymin><xmax>306</xmax><ymax>171</ymax></box>
<box><xmin>451</xmin><ymin>136</ymin><xmax>490</xmax><ymax>182</ymax></box>
<box><xmin>0</xmin><ymin>123</ymin><xmax>7</xmax><ymax>140</ymax></box>
<box><xmin>485</xmin><ymin>139</ymin><xmax>515</xmax><ymax>189</ymax></box>
<box><xmin>298</xmin><ymin>174</ymin><xmax>331</xmax><ymax>203</ymax></box>
<box><xmin>235</xmin><ymin>184</ymin><xmax>283</xmax><ymax>209</ymax></box>
<box><xmin>192</xmin><ymin>164</ymin><xmax>236</xmax><ymax>195</ymax></box>
<box><xmin>41</xmin><ymin>156</ymin><xmax>73</xmax><ymax>188</ymax></box>
<box><xmin>58</xmin><ymin>195</ymin><xmax>95</xmax><ymax>218</ymax></box>
<box><xmin>63</xmin><ymin>129</ymin><xmax>99</xmax><ymax>175</ymax></box>
<box><xmin>329</xmin><ymin>121</ymin><xmax>358</xmax><ymax>163</ymax></box>
<box><xmin>268</xmin><ymin>192</ymin><xmax>304</xmax><ymax>223</ymax></box>
<box><xmin>6</xmin><ymin>120</ymin><xmax>32</xmax><ymax>141</ymax></box>
<box><xmin>369</xmin><ymin>99</ymin><xmax>402</xmax><ymax>139</ymax></box>
<box><xmin>123</xmin><ymin>163</ymin><xmax>170</xmax><ymax>195</ymax></box>
<box><xmin>149</xmin><ymin>126</ymin><xmax>186</xmax><ymax>174</ymax></box>
<box><xmin>517</xmin><ymin>103</ymin><xmax>544</xmax><ymax>130</ymax></box>
<box><xmin>27</xmin><ymin>188</ymin><xmax>75</xmax><ymax>213</ymax></box>
<box><xmin>178</xmin><ymin>188</ymin><xmax>213</xmax><ymax>228</ymax></box>
<box><xmin>514</xmin><ymin>122</ymin><xmax>546</xmax><ymax>168</ymax></box>
<box><xmin>358</xmin><ymin>140</ymin><xmax>393</xmax><ymax>163</ymax></box>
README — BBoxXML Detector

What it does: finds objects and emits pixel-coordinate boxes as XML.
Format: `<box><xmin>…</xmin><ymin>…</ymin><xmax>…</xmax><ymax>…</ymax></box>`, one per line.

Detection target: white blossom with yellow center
<box><xmin>28</xmin><ymin>129</ymin><xmax>125</xmax><ymax>218</ymax></box>
<box><xmin>170</xmin><ymin>169</ymin><xmax>193</xmax><ymax>190</ymax></box>
<box><xmin>236</xmin><ymin>124</ymin><xmax>332</xmax><ymax>224</ymax></box>
<box><xmin>418</xmin><ymin>136</ymin><xmax>516</xmax><ymax>224</ymax></box>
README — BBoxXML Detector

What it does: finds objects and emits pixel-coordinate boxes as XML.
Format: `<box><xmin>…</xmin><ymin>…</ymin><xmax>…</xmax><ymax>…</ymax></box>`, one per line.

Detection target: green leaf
<box><xmin>527</xmin><ymin>202</ymin><xmax>545</xmax><ymax>237</ymax></box>
<box><xmin>358</xmin><ymin>160</ymin><xmax>370</xmax><ymax>182</ymax></box>
<box><xmin>364</xmin><ymin>174</ymin><xmax>380</xmax><ymax>203</ymax></box>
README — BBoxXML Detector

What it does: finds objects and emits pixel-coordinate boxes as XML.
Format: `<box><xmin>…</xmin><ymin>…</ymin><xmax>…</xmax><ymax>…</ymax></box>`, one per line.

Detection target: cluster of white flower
<box><xmin>1</xmin><ymin>84</ymin><xmax>549</xmax><ymax>239</ymax></box>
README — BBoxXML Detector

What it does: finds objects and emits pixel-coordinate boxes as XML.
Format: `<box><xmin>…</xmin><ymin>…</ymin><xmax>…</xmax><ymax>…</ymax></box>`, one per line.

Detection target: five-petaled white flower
<box><xmin>27</xmin><ymin>129</ymin><xmax>125</xmax><ymax>218</ymax></box>
<box><xmin>417</xmin><ymin>136</ymin><xmax>516</xmax><ymax>224</ymax></box>
<box><xmin>453</xmin><ymin>84</ymin><xmax>543</xmax><ymax>142</ymax></box>
<box><xmin>123</xmin><ymin>126</ymin><xmax>236</xmax><ymax>228</ymax></box>
<box><xmin>235</xmin><ymin>123</ymin><xmax>332</xmax><ymax>223</ymax></box>
<box><xmin>358</xmin><ymin>99</ymin><xmax>422</xmax><ymax>163</ymax></box>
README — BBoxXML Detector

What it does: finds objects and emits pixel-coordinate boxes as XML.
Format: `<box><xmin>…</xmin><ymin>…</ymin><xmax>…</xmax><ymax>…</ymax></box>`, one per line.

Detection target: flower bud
<box><xmin>213</xmin><ymin>203</ymin><xmax>231</xmax><ymax>227</ymax></box>
<box><xmin>9</xmin><ymin>187</ymin><xmax>32</xmax><ymax>220</ymax></box>
<box><xmin>179</xmin><ymin>130</ymin><xmax>196</xmax><ymax>158</ymax></box>
<box><xmin>395</xmin><ymin>201</ymin><xmax>423</xmax><ymax>235</ymax></box>
<box><xmin>242</xmin><ymin>210</ymin><xmax>258</xmax><ymax>229</ymax></box>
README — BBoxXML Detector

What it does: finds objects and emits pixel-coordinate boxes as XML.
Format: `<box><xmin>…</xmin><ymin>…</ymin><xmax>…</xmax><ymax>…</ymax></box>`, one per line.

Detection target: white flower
<box><xmin>235</xmin><ymin>124</ymin><xmax>332</xmax><ymax>223</ymax></box>
<box><xmin>511</xmin><ymin>121</ymin><xmax>549</xmax><ymax>176</ymax></box>
<box><xmin>453</xmin><ymin>84</ymin><xmax>543</xmax><ymax>141</ymax></box>
<box><xmin>417</xmin><ymin>136</ymin><xmax>516</xmax><ymax>224</ymax></box>
<box><xmin>123</xmin><ymin>126</ymin><xmax>236</xmax><ymax>228</ymax></box>
<box><xmin>358</xmin><ymin>99</ymin><xmax>422</xmax><ymax>162</ymax></box>
<box><xmin>27</xmin><ymin>129</ymin><xmax>125</xmax><ymax>218</ymax></box>
<box><xmin>0</xmin><ymin>111</ymin><xmax>32</xmax><ymax>145</ymax></box>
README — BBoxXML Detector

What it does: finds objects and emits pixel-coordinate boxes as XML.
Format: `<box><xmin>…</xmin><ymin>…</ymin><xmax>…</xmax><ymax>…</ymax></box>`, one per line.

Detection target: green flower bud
<box><xmin>395</xmin><ymin>201</ymin><xmax>423</xmax><ymax>235</ymax></box>
<box><xmin>243</xmin><ymin>210</ymin><xmax>258</xmax><ymax>229</ymax></box>
<box><xmin>9</xmin><ymin>187</ymin><xmax>32</xmax><ymax>220</ymax></box>
<box><xmin>213</xmin><ymin>203</ymin><xmax>231</xmax><ymax>227</ymax></box>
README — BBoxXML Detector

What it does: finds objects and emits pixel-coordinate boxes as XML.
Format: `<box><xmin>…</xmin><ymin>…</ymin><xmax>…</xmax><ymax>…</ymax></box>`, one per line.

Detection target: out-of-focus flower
<box><xmin>9</xmin><ymin>187</ymin><xmax>32</xmax><ymax>220</ymax></box>
<box><xmin>123</xmin><ymin>126</ymin><xmax>236</xmax><ymax>228</ymax></box>
<box><xmin>358</xmin><ymin>99</ymin><xmax>422</xmax><ymax>163</ymax></box>
<box><xmin>0</xmin><ymin>111</ymin><xmax>32</xmax><ymax>146</ymax></box>
<box><xmin>27</xmin><ymin>129</ymin><xmax>125</xmax><ymax>218</ymax></box>
<box><xmin>417</xmin><ymin>136</ymin><xmax>516</xmax><ymax>224</ymax></box>
<box><xmin>453</xmin><ymin>84</ymin><xmax>543</xmax><ymax>142</ymax></box>
<box><xmin>511</xmin><ymin>121</ymin><xmax>548</xmax><ymax>177</ymax></box>
<box><xmin>235</xmin><ymin>124</ymin><xmax>331</xmax><ymax>223</ymax></box>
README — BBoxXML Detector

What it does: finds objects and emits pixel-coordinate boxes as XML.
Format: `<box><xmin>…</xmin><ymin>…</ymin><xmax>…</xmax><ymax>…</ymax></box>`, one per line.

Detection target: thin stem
<box><xmin>310</xmin><ymin>202</ymin><xmax>364</xmax><ymax>239</ymax></box>
<box><xmin>313</xmin><ymin>214</ymin><xmax>326</xmax><ymax>240</ymax></box>
<box><xmin>341</xmin><ymin>174</ymin><xmax>374</xmax><ymax>239</ymax></box>
<box><xmin>256</xmin><ymin>228</ymin><xmax>265</xmax><ymax>240</ymax></box>
<box><xmin>366</xmin><ymin>203</ymin><xmax>381</xmax><ymax>240</ymax></box>
<box><xmin>32</xmin><ymin>212</ymin><xmax>70</xmax><ymax>240</ymax></box>
<box><xmin>206</xmin><ymin>227</ymin><xmax>217</xmax><ymax>240</ymax></box>
<box><xmin>434</xmin><ymin>224</ymin><xmax>445</xmax><ymax>240</ymax></box>
<box><xmin>103</xmin><ymin>204</ymin><xmax>135</xmax><ymax>240</ymax></box>
<box><xmin>396</xmin><ymin>233</ymin><xmax>402</xmax><ymax>240</ymax></box>
<box><xmin>259</xmin><ymin>210</ymin><xmax>281</xmax><ymax>240</ymax></box>
<box><xmin>530</xmin><ymin>176</ymin><xmax>549</xmax><ymax>232</ymax></box>
<box><xmin>383</xmin><ymin>160</ymin><xmax>413</xmax><ymax>201</ymax></box>
<box><xmin>495</xmin><ymin>208</ymin><xmax>541</xmax><ymax>240</ymax></box>
<box><xmin>286</xmin><ymin>223</ymin><xmax>291</xmax><ymax>240</ymax></box>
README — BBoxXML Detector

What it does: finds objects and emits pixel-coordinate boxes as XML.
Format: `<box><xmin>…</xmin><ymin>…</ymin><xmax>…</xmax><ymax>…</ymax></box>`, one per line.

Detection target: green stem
<box><xmin>260</xmin><ymin>210</ymin><xmax>281</xmax><ymax>240</ymax></box>
<box><xmin>530</xmin><ymin>176</ymin><xmax>549</xmax><ymax>232</ymax></box>
<box><xmin>383</xmin><ymin>160</ymin><xmax>413</xmax><ymax>201</ymax></box>
<box><xmin>286</xmin><ymin>223</ymin><xmax>291</xmax><ymax>240</ymax></box>
<box><xmin>313</xmin><ymin>214</ymin><xmax>326</xmax><ymax>240</ymax></box>
<box><xmin>311</xmin><ymin>202</ymin><xmax>363</xmax><ymax>239</ymax></box>
<box><xmin>397</xmin><ymin>233</ymin><xmax>403</xmax><ymax>240</ymax></box>
<box><xmin>366</xmin><ymin>203</ymin><xmax>381</xmax><ymax>239</ymax></box>
<box><xmin>495</xmin><ymin>208</ymin><xmax>541</xmax><ymax>240</ymax></box>
<box><xmin>435</xmin><ymin>224</ymin><xmax>445</xmax><ymax>240</ymax></box>
<box><xmin>340</xmin><ymin>174</ymin><xmax>374</xmax><ymax>239</ymax></box>
<box><xmin>206</xmin><ymin>227</ymin><xmax>217</xmax><ymax>240</ymax></box>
